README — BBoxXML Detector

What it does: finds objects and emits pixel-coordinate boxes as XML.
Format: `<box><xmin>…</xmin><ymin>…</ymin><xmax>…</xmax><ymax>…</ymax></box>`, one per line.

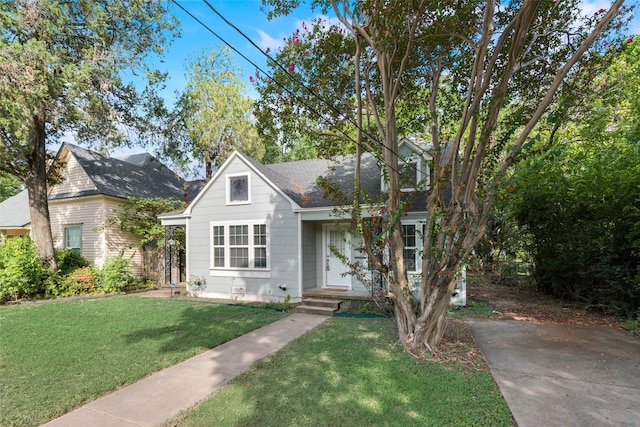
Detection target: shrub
<box><xmin>96</xmin><ymin>254</ymin><xmax>136</xmax><ymax>293</ymax></box>
<box><xmin>45</xmin><ymin>267</ymin><xmax>98</xmax><ymax>298</ymax></box>
<box><xmin>0</xmin><ymin>237</ymin><xmax>49</xmax><ymax>302</ymax></box>
<box><xmin>55</xmin><ymin>249</ymin><xmax>90</xmax><ymax>276</ymax></box>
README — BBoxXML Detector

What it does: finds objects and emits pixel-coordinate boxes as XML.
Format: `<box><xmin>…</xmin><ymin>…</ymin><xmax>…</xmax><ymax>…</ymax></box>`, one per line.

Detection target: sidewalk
<box><xmin>43</xmin><ymin>313</ymin><xmax>328</xmax><ymax>427</ymax></box>
<box><xmin>466</xmin><ymin>318</ymin><xmax>640</xmax><ymax>427</ymax></box>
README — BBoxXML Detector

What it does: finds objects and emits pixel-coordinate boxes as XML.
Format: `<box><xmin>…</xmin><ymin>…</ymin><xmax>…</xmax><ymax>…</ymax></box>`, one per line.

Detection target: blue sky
<box><xmin>158</xmin><ymin>0</ymin><xmax>638</xmax><ymax>105</ymax></box>
<box><xmin>107</xmin><ymin>0</ymin><xmax>637</xmax><ymax>165</ymax></box>
<box><xmin>156</xmin><ymin>0</ymin><xmax>327</xmax><ymax>104</ymax></box>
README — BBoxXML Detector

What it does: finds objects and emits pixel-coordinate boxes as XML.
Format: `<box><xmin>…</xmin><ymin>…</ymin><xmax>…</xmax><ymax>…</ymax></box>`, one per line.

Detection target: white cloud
<box><xmin>256</xmin><ymin>29</ymin><xmax>284</xmax><ymax>53</ymax></box>
<box><xmin>580</xmin><ymin>0</ymin><xmax>613</xmax><ymax>17</ymax></box>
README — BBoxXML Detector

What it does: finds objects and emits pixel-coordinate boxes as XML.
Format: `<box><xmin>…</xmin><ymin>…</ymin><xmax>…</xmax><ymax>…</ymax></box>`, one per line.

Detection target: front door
<box><xmin>323</xmin><ymin>224</ymin><xmax>351</xmax><ymax>289</ymax></box>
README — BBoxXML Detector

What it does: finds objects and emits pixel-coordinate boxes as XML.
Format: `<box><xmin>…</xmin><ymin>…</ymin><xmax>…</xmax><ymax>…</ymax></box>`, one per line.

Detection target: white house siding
<box><xmin>49</xmin><ymin>197</ymin><xmax>143</xmax><ymax>273</ymax></box>
<box><xmin>49</xmin><ymin>197</ymin><xmax>106</xmax><ymax>266</ymax></box>
<box><xmin>49</xmin><ymin>149</ymin><xmax>96</xmax><ymax>197</ymax></box>
<box><xmin>103</xmin><ymin>199</ymin><xmax>143</xmax><ymax>274</ymax></box>
<box><xmin>186</xmin><ymin>159</ymin><xmax>300</xmax><ymax>302</ymax></box>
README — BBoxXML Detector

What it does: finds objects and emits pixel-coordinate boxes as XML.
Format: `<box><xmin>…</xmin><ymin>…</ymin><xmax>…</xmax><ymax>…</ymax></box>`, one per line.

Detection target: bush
<box><xmin>96</xmin><ymin>254</ymin><xmax>136</xmax><ymax>293</ymax></box>
<box><xmin>55</xmin><ymin>249</ymin><xmax>90</xmax><ymax>276</ymax></box>
<box><xmin>0</xmin><ymin>237</ymin><xmax>49</xmax><ymax>302</ymax></box>
<box><xmin>45</xmin><ymin>266</ymin><xmax>98</xmax><ymax>298</ymax></box>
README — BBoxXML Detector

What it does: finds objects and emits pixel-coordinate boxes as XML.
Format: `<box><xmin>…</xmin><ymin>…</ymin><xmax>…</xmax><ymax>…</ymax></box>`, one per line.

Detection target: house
<box><xmin>0</xmin><ymin>143</ymin><xmax>195</xmax><ymax>277</ymax></box>
<box><xmin>160</xmin><ymin>138</ymin><xmax>466</xmax><ymax>304</ymax></box>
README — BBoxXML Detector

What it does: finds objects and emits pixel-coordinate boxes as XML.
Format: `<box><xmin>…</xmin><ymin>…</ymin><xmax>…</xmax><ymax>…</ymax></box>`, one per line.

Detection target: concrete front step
<box><xmin>295</xmin><ymin>305</ymin><xmax>338</xmax><ymax>316</ymax></box>
<box><xmin>301</xmin><ymin>298</ymin><xmax>342</xmax><ymax>309</ymax></box>
<box><xmin>143</xmin><ymin>288</ymin><xmax>185</xmax><ymax>298</ymax></box>
<box><xmin>295</xmin><ymin>297</ymin><xmax>343</xmax><ymax>316</ymax></box>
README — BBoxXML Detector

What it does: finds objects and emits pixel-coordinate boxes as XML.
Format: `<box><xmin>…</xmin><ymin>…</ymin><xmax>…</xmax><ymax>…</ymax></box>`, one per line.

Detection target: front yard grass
<box><xmin>0</xmin><ymin>295</ymin><xmax>287</xmax><ymax>427</ymax></box>
<box><xmin>168</xmin><ymin>317</ymin><xmax>513</xmax><ymax>427</ymax></box>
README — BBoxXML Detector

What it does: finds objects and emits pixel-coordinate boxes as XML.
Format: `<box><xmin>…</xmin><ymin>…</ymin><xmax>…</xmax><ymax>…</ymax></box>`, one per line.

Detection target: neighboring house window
<box><xmin>402</xmin><ymin>224</ymin><xmax>418</xmax><ymax>272</ymax></box>
<box><xmin>227</xmin><ymin>174</ymin><xmax>250</xmax><ymax>204</ymax></box>
<box><xmin>65</xmin><ymin>225</ymin><xmax>82</xmax><ymax>253</ymax></box>
<box><xmin>211</xmin><ymin>221</ymin><xmax>268</xmax><ymax>270</ymax></box>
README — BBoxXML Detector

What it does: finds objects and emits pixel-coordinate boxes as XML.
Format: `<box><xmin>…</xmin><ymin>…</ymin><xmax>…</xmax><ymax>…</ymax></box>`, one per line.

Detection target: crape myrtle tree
<box><xmin>254</xmin><ymin>17</ymin><xmax>360</xmax><ymax>161</ymax></box>
<box><xmin>0</xmin><ymin>0</ymin><xmax>177</xmax><ymax>269</ymax></box>
<box><xmin>163</xmin><ymin>47</ymin><xmax>263</xmax><ymax>180</ymax></box>
<box><xmin>262</xmin><ymin>0</ymin><xmax>630</xmax><ymax>352</ymax></box>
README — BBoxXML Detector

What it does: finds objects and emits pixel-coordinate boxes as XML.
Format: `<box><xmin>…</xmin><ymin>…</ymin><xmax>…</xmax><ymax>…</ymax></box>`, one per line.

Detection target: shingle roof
<box><xmin>49</xmin><ymin>144</ymin><xmax>191</xmax><ymax>201</ymax></box>
<box><xmin>257</xmin><ymin>152</ymin><xmax>383</xmax><ymax>208</ymax></box>
<box><xmin>0</xmin><ymin>190</ymin><xmax>30</xmax><ymax>228</ymax></box>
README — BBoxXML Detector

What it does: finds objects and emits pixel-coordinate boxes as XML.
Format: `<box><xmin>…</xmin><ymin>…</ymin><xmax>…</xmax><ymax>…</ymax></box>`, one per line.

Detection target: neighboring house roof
<box><xmin>0</xmin><ymin>190</ymin><xmax>30</xmax><ymax>228</ymax></box>
<box><xmin>0</xmin><ymin>144</ymin><xmax>200</xmax><ymax>229</ymax></box>
<box><xmin>49</xmin><ymin>144</ymin><xmax>191</xmax><ymax>201</ymax></box>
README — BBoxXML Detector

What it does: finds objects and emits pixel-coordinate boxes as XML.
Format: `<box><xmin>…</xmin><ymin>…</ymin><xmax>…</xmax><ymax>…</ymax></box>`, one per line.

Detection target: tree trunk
<box><xmin>25</xmin><ymin>112</ymin><xmax>57</xmax><ymax>270</ymax></box>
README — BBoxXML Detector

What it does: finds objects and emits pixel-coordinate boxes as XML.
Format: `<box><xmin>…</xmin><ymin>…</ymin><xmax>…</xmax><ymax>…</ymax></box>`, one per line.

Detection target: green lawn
<box><xmin>0</xmin><ymin>296</ymin><xmax>287</xmax><ymax>427</ymax></box>
<box><xmin>169</xmin><ymin>317</ymin><xmax>513</xmax><ymax>427</ymax></box>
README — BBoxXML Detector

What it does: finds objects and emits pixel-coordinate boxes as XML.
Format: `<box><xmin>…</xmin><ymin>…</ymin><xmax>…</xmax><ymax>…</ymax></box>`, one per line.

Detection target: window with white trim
<box><xmin>212</xmin><ymin>225</ymin><xmax>225</xmax><ymax>267</ymax></box>
<box><xmin>226</xmin><ymin>174</ymin><xmax>250</xmax><ymax>204</ymax></box>
<box><xmin>211</xmin><ymin>221</ymin><xmax>268</xmax><ymax>270</ymax></box>
<box><xmin>64</xmin><ymin>225</ymin><xmax>82</xmax><ymax>254</ymax></box>
<box><xmin>402</xmin><ymin>224</ymin><xmax>418</xmax><ymax>272</ymax></box>
<box><xmin>400</xmin><ymin>161</ymin><xmax>418</xmax><ymax>190</ymax></box>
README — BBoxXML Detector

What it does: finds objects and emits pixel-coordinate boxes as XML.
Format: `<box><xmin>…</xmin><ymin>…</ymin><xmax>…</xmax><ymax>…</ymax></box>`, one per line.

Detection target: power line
<box><xmin>202</xmin><ymin>0</ymin><xmax>388</xmax><ymax>150</ymax></box>
<box><xmin>172</xmin><ymin>0</ymin><xmax>364</xmax><ymax>151</ymax></box>
<box><xmin>172</xmin><ymin>0</ymin><xmax>414</xmax><ymax>179</ymax></box>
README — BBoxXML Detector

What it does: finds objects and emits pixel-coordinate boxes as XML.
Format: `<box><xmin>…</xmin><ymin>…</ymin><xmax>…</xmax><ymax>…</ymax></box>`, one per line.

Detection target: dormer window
<box><xmin>379</xmin><ymin>138</ymin><xmax>432</xmax><ymax>193</ymax></box>
<box><xmin>400</xmin><ymin>162</ymin><xmax>418</xmax><ymax>191</ymax></box>
<box><xmin>227</xmin><ymin>174</ymin><xmax>250</xmax><ymax>205</ymax></box>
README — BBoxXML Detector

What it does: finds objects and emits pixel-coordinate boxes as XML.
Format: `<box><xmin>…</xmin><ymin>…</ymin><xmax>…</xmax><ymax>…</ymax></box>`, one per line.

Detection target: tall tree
<box><xmin>510</xmin><ymin>38</ymin><xmax>640</xmax><ymax>316</ymax></box>
<box><xmin>164</xmin><ymin>47</ymin><xmax>263</xmax><ymax>180</ymax></box>
<box><xmin>0</xmin><ymin>173</ymin><xmax>24</xmax><ymax>202</ymax></box>
<box><xmin>0</xmin><ymin>0</ymin><xmax>177</xmax><ymax>269</ymax></box>
<box><xmin>263</xmin><ymin>0</ymin><xmax>630</xmax><ymax>352</ymax></box>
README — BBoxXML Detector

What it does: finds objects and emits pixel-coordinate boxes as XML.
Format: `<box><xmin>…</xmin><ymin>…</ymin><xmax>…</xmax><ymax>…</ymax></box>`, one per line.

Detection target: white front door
<box><xmin>323</xmin><ymin>224</ymin><xmax>351</xmax><ymax>289</ymax></box>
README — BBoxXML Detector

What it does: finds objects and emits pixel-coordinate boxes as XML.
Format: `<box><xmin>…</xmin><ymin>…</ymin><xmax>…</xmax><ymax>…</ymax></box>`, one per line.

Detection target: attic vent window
<box><xmin>227</xmin><ymin>174</ymin><xmax>250</xmax><ymax>204</ymax></box>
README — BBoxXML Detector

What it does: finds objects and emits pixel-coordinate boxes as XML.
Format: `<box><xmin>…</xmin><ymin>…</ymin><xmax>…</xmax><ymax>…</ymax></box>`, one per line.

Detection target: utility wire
<box><xmin>202</xmin><ymin>0</ymin><xmax>385</xmax><ymax>150</ymax></box>
<box><xmin>172</xmin><ymin>0</ymin><xmax>366</xmax><ymax>154</ymax></box>
<box><xmin>172</xmin><ymin>0</ymin><xmax>415</xmax><ymax>179</ymax></box>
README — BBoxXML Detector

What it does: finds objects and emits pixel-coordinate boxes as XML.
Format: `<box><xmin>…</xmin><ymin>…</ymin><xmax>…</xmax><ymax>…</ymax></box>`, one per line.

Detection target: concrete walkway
<box><xmin>43</xmin><ymin>313</ymin><xmax>328</xmax><ymax>427</ymax></box>
<box><xmin>466</xmin><ymin>318</ymin><xmax>640</xmax><ymax>427</ymax></box>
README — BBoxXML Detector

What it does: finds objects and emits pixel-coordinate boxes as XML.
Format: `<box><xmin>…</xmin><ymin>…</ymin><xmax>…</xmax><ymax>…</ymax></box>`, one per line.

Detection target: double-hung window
<box><xmin>64</xmin><ymin>225</ymin><xmax>82</xmax><ymax>254</ymax></box>
<box><xmin>211</xmin><ymin>221</ymin><xmax>268</xmax><ymax>270</ymax></box>
<box><xmin>400</xmin><ymin>162</ymin><xmax>418</xmax><ymax>191</ymax></box>
<box><xmin>402</xmin><ymin>223</ymin><xmax>418</xmax><ymax>273</ymax></box>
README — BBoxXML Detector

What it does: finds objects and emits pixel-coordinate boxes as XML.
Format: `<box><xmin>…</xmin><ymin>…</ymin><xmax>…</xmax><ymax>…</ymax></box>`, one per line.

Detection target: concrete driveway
<box><xmin>465</xmin><ymin>318</ymin><xmax>640</xmax><ymax>427</ymax></box>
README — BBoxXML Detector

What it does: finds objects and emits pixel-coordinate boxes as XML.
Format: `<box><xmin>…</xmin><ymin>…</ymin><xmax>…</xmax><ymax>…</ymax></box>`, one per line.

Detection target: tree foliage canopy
<box><xmin>261</xmin><ymin>0</ymin><xmax>631</xmax><ymax>351</ymax></box>
<box><xmin>511</xmin><ymin>39</ymin><xmax>640</xmax><ymax>317</ymax></box>
<box><xmin>164</xmin><ymin>47</ymin><xmax>263</xmax><ymax>179</ymax></box>
<box><xmin>0</xmin><ymin>0</ymin><xmax>177</xmax><ymax>267</ymax></box>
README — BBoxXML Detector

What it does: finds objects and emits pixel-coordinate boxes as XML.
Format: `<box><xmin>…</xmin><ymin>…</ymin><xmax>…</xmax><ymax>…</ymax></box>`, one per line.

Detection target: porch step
<box><xmin>295</xmin><ymin>304</ymin><xmax>340</xmax><ymax>316</ymax></box>
<box><xmin>302</xmin><ymin>298</ymin><xmax>342</xmax><ymax>309</ymax></box>
<box><xmin>143</xmin><ymin>283</ymin><xmax>186</xmax><ymax>298</ymax></box>
<box><xmin>295</xmin><ymin>297</ymin><xmax>342</xmax><ymax>316</ymax></box>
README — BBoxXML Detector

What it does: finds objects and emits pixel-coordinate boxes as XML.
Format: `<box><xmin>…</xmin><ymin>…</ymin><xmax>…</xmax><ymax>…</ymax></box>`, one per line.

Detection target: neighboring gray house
<box><xmin>0</xmin><ymin>143</ymin><xmax>196</xmax><ymax>277</ymax></box>
<box><xmin>0</xmin><ymin>190</ymin><xmax>31</xmax><ymax>238</ymax></box>
<box><xmin>159</xmin><ymin>138</ymin><xmax>468</xmax><ymax>303</ymax></box>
